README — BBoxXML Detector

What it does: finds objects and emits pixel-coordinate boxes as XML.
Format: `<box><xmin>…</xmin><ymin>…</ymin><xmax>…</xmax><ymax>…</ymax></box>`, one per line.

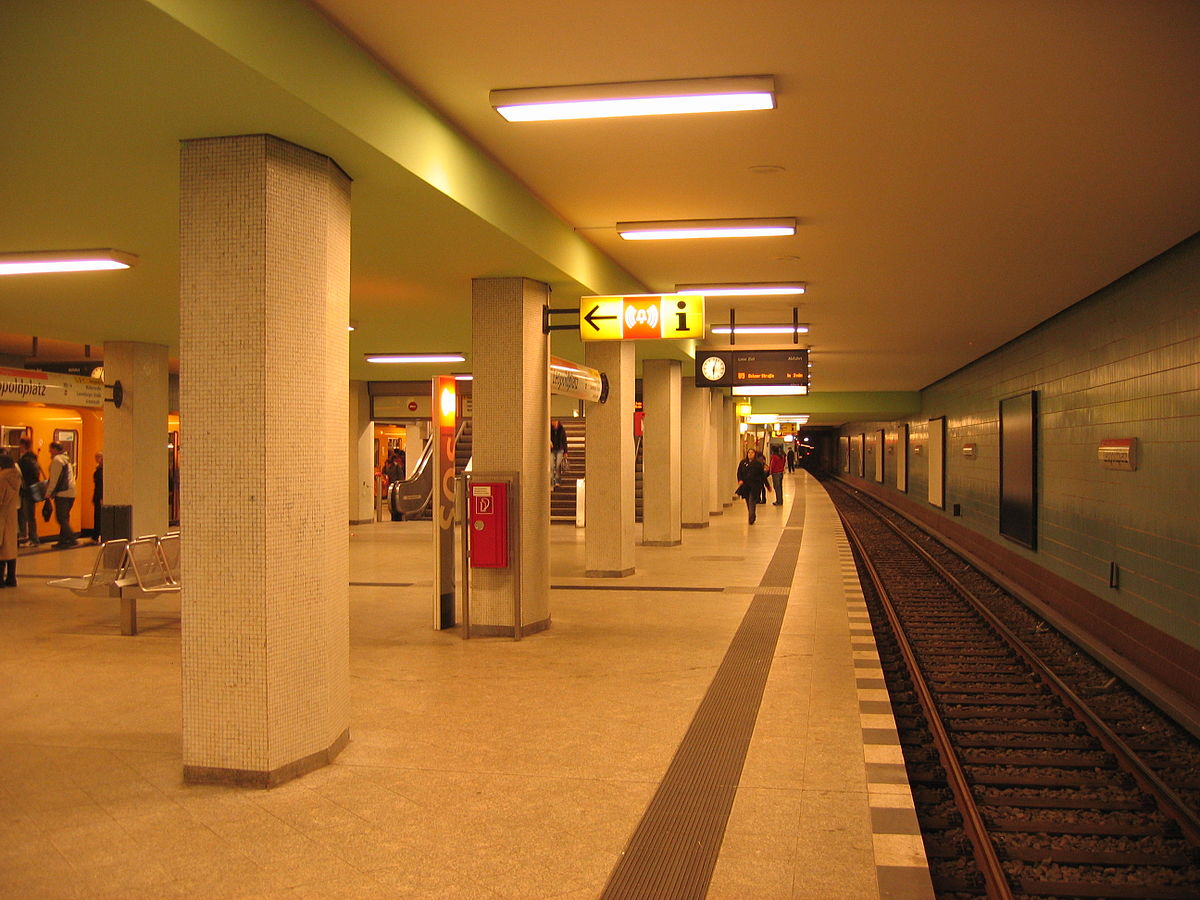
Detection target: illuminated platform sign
<box><xmin>579</xmin><ymin>295</ymin><xmax>704</xmax><ymax>341</ymax></box>
<box><xmin>694</xmin><ymin>349</ymin><xmax>810</xmax><ymax>388</ymax></box>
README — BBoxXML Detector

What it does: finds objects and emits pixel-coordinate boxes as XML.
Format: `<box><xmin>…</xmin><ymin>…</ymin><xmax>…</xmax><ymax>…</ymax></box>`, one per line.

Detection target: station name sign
<box><xmin>0</xmin><ymin>366</ymin><xmax>104</xmax><ymax>409</ymax></box>
<box><xmin>579</xmin><ymin>294</ymin><xmax>704</xmax><ymax>342</ymax></box>
<box><xmin>694</xmin><ymin>349</ymin><xmax>809</xmax><ymax>388</ymax></box>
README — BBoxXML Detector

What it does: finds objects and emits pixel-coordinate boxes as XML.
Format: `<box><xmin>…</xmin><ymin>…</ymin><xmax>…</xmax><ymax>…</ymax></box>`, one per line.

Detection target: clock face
<box><xmin>701</xmin><ymin>355</ymin><xmax>726</xmax><ymax>381</ymax></box>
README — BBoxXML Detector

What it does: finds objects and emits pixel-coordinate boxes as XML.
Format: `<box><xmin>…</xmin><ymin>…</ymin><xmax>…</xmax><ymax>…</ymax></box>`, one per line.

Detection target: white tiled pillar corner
<box><xmin>641</xmin><ymin>358</ymin><xmax>681</xmax><ymax>546</ymax></box>
<box><xmin>470</xmin><ymin>277</ymin><xmax>552</xmax><ymax>635</ymax></box>
<box><xmin>721</xmin><ymin>394</ymin><xmax>737</xmax><ymax>504</ymax></box>
<box><xmin>708</xmin><ymin>388</ymin><xmax>725</xmax><ymax>516</ymax></box>
<box><xmin>102</xmin><ymin>341</ymin><xmax>169</xmax><ymax>538</ymax></box>
<box><xmin>179</xmin><ymin>134</ymin><xmax>350</xmax><ymax>786</ymax></box>
<box><xmin>584</xmin><ymin>340</ymin><xmax>636</xmax><ymax>575</ymax></box>
<box><xmin>681</xmin><ymin>384</ymin><xmax>711</xmax><ymax>528</ymax></box>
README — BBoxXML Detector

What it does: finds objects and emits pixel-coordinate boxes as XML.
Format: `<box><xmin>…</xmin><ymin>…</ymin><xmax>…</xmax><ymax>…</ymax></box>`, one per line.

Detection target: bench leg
<box><xmin>120</xmin><ymin>596</ymin><xmax>138</xmax><ymax>636</ymax></box>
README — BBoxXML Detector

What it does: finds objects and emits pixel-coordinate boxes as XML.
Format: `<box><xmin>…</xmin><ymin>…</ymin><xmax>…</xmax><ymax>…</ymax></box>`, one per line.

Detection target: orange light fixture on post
<box><xmin>432</xmin><ymin>375</ymin><xmax>457</xmax><ymax>630</ymax></box>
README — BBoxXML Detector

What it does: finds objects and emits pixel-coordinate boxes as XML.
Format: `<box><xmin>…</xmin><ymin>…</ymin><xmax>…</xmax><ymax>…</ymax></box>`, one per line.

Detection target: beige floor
<box><xmin>0</xmin><ymin>471</ymin><xmax>931</xmax><ymax>899</ymax></box>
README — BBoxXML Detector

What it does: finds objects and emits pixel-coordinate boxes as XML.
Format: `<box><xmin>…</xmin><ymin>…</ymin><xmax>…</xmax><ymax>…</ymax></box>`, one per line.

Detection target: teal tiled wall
<box><xmin>841</xmin><ymin>234</ymin><xmax>1199</xmax><ymax>651</ymax></box>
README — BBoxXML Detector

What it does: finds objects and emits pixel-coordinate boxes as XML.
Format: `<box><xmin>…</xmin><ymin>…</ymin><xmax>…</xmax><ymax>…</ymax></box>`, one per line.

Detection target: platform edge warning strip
<box><xmin>600</xmin><ymin>495</ymin><xmax>806</xmax><ymax>900</ymax></box>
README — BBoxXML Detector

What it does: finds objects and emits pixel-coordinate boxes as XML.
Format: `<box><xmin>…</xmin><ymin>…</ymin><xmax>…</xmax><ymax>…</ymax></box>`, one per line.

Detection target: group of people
<box><xmin>0</xmin><ymin>439</ymin><xmax>87</xmax><ymax>588</ymax></box>
<box><xmin>734</xmin><ymin>444</ymin><xmax>788</xmax><ymax>525</ymax></box>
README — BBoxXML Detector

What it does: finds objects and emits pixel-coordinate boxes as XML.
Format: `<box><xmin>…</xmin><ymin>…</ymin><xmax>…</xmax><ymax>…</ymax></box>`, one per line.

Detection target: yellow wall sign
<box><xmin>579</xmin><ymin>295</ymin><xmax>704</xmax><ymax>341</ymax></box>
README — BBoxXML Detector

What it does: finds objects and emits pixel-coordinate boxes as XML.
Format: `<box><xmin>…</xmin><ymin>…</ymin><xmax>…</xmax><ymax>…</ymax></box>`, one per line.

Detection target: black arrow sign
<box><xmin>583</xmin><ymin>304</ymin><xmax>619</xmax><ymax>331</ymax></box>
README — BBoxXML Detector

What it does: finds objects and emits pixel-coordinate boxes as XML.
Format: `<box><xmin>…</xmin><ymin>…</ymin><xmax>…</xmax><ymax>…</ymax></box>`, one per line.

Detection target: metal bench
<box><xmin>113</xmin><ymin>536</ymin><xmax>181</xmax><ymax>635</ymax></box>
<box><xmin>47</xmin><ymin>539</ymin><xmax>130</xmax><ymax>596</ymax></box>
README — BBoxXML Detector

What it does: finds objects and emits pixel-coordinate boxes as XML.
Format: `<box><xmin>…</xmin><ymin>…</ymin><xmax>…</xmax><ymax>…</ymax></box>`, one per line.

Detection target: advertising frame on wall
<box><xmin>896</xmin><ymin>423</ymin><xmax>908</xmax><ymax>492</ymax></box>
<box><xmin>928</xmin><ymin>417</ymin><xmax>945</xmax><ymax>509</ymax></box>
<box><xmin>999</xmin><ymin>390</ymin><xmax>1038</xmax><ymax>549</ymax></box>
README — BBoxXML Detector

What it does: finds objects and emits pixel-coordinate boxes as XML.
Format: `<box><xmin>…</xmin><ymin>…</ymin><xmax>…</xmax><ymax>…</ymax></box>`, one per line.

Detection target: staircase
<box><xmin>549</xmin><ymin>419</ymin><xmax>644</xmax><ymax>523</ymax></box>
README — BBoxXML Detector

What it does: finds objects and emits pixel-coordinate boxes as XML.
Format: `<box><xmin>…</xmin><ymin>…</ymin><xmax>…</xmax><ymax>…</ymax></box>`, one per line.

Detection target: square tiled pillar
<box><xmin>681</xmin><ymin>384</ymin><xmax>711</xmax><ymax>528</ymax></box>
<box><xmin>641</xmin><ymin>359</ymin><xmax>681</xmax><ymax>546</ymax></box>
<box><xmin>708</xmin><ymin>388</ymin><xmax>725</xmax><ymax>516</ymax></box>
<box><xmin>584</xmin><ymin>341</ymin><xmax>636</xmax><ymax>575</ymax></box>
<box><xmin>721</xmin><ymin>395</ymin><xmax>737</xmax><ymax>505</ymax></box>
<box><xmin>180</xmin><ymin>135</ymin><xmax>350</xmax><ymax>786</ymax></box>
<box><xmin>349</xmin><ymin>381</ymin><xmax>375</xmax><ymax>525</ymax></box>
<box><xmin>102</xmin><ymin>341</ymin><xmax>169</xmax><ymax>538</ymax></box>
<box><xmin>470</xmin><ymin>277</ymin><xmax>551</xmax><ymax>635</ymax></box>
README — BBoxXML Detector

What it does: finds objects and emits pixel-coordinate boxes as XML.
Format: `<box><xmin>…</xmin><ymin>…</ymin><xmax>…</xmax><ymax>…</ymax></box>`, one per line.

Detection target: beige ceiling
<box><xmin>1</xmin><ymin>0</ymin><xmax>1198</xmax><ymax>425</ymax></box>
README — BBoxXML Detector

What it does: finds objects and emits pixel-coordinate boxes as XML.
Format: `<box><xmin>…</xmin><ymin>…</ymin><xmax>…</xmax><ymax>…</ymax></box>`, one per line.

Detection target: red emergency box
<box><xmin>469</xmin><ymin>482</ymin><xmax>509</xmax><ymax>568</ymax></box>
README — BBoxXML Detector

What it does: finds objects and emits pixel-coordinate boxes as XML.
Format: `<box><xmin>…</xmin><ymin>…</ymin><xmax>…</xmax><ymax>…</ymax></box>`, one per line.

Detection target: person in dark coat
<box><xmin>0</xmin><ymin>454</ymin><xmax>21</xmax><ymax>586</ymax></box>
<box><xmin>92</xmin><ymin>453</ymin><xmax>103</xmax><ymax>542</ymax></box>
<box><xmin>734</xmin><ymin>447</ymin><xmax>771</xmax><ymax>525</ymax></box>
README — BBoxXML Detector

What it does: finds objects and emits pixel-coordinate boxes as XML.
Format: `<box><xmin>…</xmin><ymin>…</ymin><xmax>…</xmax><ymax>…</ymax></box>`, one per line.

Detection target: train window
<box><xmin>53</xmin><ymin>429</ymin><xmax>79</xmax><ymax>468</ymax></box>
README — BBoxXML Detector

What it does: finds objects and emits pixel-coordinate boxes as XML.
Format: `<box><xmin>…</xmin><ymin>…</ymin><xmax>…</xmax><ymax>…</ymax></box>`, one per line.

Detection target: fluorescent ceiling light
<box><xmin>0</xmin><ymin>248</ymin><xmax>138</xmax><ymax>275</ymax></box>
<box><xmin>734</xmin><ymin>385</ymin><xmax>809</xmax><ymax>396</ymax></box>
<box><xmin>777</xmin><ymin>415</ymin><xmax>810</xmax><ymax>423</ymax></box>
<box><xmin>453</xmin><ymin>374</ymin><xmax>474</xmax><ymax>381</ymax></box>
<box><xmin>365</xmin><ymin>353</ymin><xmax>466</xmax><ymax>364</ymax></box>
<box><xmin>710</xmin><ymin>324</ymin><xmax>809</xmax><ymax>335</ymax></box>
<box><xmin>676</xmin><ymin>282</ymin><xmax>805</xmax><ymax>297</ymax></box>
<box><xmin>491</xmin><ymin>76</ymin><xmax>774</xmax><ymax>122</ymax></box>
<box><xmin>618</xmin><ymin>218</ymin><xmax>795</xmax><ymax>241</ymax></box>
<box><xmin>746</xmin><ymin>414</ymin><xmax>779</xmax><ymax>424</ymax></box>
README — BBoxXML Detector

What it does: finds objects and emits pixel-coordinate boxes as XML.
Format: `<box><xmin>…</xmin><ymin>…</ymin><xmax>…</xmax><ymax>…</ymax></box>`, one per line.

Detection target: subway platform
<box><xmin>0</xmin><ymin>471</ymin><xmax>932</xmax><ymax>899</ymax></box>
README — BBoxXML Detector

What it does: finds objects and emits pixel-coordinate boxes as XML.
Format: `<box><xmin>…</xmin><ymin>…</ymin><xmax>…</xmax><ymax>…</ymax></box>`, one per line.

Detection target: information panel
<box><xmin>579</xmin><ymin>295</ymin><xmax>704</xmax><ymax>341</ymax></box>
<box><xmin>694</xmin><ymin>349</ymin><xmax>809</xmax><ymax>388</ymax></box>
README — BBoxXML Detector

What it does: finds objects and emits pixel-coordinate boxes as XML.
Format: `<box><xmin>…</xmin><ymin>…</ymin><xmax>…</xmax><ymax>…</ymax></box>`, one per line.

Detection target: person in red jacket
<box><xmin>768</xmin><ymin>445</ymin><xmax>786</xmax><ymax>505</ymax></box>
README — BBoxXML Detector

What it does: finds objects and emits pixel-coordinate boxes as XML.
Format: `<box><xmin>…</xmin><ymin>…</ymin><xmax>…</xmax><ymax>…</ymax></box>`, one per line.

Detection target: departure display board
<box><xmin>694</xmin><ymin>349</ymin><xmax>809</xmax><ymax>388</ymax></box>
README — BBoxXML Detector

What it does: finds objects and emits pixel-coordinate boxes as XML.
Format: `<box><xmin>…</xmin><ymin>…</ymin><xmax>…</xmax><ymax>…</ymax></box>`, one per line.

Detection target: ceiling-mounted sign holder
<box><xmin>543</xmin><ymin>305</ymin><xmax>579</xmax><ymax>334</ymax></box>
<box><xmin>720</xmin><ymin>307</ymin><xmax>806</xmax><ymax>344</ymax></box>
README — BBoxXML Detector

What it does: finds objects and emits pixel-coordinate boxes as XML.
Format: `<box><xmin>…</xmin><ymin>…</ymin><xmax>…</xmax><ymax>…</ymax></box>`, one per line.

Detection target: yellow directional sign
<box><xmin>579</xmin><ymin>295</ymin><xmax>705</xmax><ymax>341</ymax></box>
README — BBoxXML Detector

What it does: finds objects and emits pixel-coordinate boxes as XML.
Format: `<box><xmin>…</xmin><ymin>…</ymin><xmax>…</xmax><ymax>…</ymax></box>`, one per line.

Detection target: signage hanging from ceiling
<box><xmin>579</xmin><ymin>294</ymin><xmax>704</xmax><ymax>341</ymax></box>
<box><xmin>694</xmin><ymin>349</ymin><xmax>809</xmax><ymax>388</ymax></box>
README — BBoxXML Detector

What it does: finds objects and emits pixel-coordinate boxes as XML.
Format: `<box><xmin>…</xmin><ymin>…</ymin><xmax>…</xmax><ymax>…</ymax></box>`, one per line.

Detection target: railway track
<box><xmin>824</xmin><ymin>478</ymin><xmax>1200</xmax><ymax>899</ymax></box>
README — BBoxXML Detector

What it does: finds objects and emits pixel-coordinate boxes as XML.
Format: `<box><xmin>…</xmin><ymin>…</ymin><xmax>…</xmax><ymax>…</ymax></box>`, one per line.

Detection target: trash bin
<box><xmin>100</xmin><ymin>504</ymin><xmax>133</xmax><ymax>542</ymax></box>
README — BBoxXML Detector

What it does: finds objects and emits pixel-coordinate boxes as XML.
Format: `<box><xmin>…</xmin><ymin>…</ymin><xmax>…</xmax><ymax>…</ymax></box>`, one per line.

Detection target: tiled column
<box><xmin>179</xmin><ymin>135</ymin><xmax>350</xmax><ymax>786</ymax></box>
<box><xmin>102</xmin><ymin>341</ymin><xmax>169</xmax><ymax>538</ymax></box>
<box><xmin>641</xmin><ymin>358</ymin><xmax>681</xmax><ymax>546</ymax></box>
<box><xmin>349</xmin><ymin>381</ymin><xmax>375</xmax><ymax>525</ymax></box>
<box><xmin>721</xmin><ymin>395</ymin><xmax>737</xmax><ymax>505</ymax></box>
<box><xmin>470</xmin><ymin>277</ymin><xmax>551</xmax><ymax>635</ymax></box>
<box><xmin>584</xmin><ymin>341</ymin><xmax>635</xmax><ymax>575</ymax></box>
<box><xmin>681</xmin><ymin>384</ymin><xmax>711</xmax><ymax>528</ymax></box>
<box><xmin>708</xmin><ymin>388</ymin><xmax>725</xmax><ymax>517</ymax></box>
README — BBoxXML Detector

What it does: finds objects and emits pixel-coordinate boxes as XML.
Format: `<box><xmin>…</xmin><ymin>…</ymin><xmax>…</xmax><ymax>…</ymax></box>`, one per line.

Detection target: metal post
<box><xmin>458</xmin><ymin>474</ymin><xmax>471</xmax><ymax>639</ymax></box>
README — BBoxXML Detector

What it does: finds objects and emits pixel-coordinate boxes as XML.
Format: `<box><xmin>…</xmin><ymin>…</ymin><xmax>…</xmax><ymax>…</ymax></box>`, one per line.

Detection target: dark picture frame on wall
<box><xmin>927</xmin><ymin>417</ymin><xmax>945</xmax><ymax>509</ymax></box>
<box><xmin>1000</xmin><ymin>391</ymin><xmax>1038</xmax><ymax>549</ymax></box>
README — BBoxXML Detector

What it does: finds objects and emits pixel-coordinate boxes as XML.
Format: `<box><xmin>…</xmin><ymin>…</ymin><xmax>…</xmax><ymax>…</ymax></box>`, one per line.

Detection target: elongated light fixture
<box><xmin>618</xmin><ymin>217</ymin><xmax>795</xmax><ymax>241</ymax></box>
<box><xmin>491</xmin><ymin>75</ymin><xmax>775</xmax><ymax>122</ymax></box>
<box><xmin>0</xmin><ymin>248</ymin><xmax>138</xmax><ymax>275</ymax></box>
<box><xmin>735</xmin><ymin>385</ymin><xmax>809</xmax><ymax>396</ymax></box>
<box><xmin>676</xmin><ymin>282</ymin><xmax>805</xmax><ymax>297</ymax></box>
<box><xmin>710</xmin><ymin>323</ymin><xmax>809</xmax><ymax>335</ymax></box>
<box><xmin>365</xmin><ymin>353</ymin><xmax>465</xmax><ymax>364</ymax></box>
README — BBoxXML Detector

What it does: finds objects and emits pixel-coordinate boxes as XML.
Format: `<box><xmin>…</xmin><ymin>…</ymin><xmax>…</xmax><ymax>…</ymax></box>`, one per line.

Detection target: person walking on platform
<box><xmin>16</xmin><ymin>438</ymin><xmax>42</xmax><ymax>547</ymax></box>
<box><xmin>45</xmin><ymin>442</ymin><xmax>77</xmax><ymax>548</ymax></box>
<box><xmin>550</xmin><ymin>419</ymin><xmax>569</xmax><ymax>488</ymax></box>
<box><xmin>0</xmin><ymin>453</ymin><xmax>21</xmax><ymax>586</ymax></box>
<box><xmin>92</xmin><ymin>452</ymin><xmax>103</xmax><ymax>542</ymax></box>
<box><xmin>786</xmin><ymin>446</ymin><xmax>796</xmax><ymax>472</ymax></box>
<box><xmin>734</xmin><ymin>447</ymin><xmax>770</xmax><ymax>524</ymax></box>
<box><xmin>769</xmin><ymin>446</ymin><xmax>786</xmax><ymax>505</ymax></box>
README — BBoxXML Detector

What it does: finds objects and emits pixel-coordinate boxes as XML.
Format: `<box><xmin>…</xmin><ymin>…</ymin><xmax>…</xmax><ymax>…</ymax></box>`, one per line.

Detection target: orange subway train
<box><xmin>0</xmin><ymin>402</ymin><xmax>180</xmax><ymax>542</ymax></box>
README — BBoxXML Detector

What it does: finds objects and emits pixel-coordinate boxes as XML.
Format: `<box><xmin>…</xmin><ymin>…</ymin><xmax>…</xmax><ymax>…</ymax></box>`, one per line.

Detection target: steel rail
<box><xmin>858</xmin><ymin>493</ymin><xmax>1200</xmax><ymax>847</ymax></box>
<box><xmin>836</xmin><ymin>506</ymin><xmax>1014</xmax><ymax>900</ymax></box>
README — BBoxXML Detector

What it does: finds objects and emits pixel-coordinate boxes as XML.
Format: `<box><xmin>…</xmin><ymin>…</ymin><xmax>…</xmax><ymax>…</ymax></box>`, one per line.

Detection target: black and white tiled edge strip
<box><xmin>836</xmin><ymin>532</ymin><xmax>936</xmax><ymax>899</ymax></box>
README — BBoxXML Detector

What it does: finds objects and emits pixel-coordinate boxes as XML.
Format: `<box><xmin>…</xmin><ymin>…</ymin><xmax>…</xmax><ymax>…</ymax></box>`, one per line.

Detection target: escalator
<box><xmin>387</xmin><ymin>420</ymin><xmax>471</xmax><ymax>520</ymax></box>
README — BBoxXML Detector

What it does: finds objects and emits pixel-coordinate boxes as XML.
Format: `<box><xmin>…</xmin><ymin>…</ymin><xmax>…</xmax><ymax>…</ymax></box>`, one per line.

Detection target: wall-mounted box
<box><xmin>1098</xmin><ymin>438</ymin><xmax>1137</xmax><ymax>471</ymax></box>
<box><xmin>962</xmin><ymin>443</ymin><xmax>977</xmax><ymax>458</ymax></box>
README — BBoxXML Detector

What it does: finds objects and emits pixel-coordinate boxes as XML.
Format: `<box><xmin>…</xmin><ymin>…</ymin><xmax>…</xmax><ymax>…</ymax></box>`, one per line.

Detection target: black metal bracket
<box><xmin>543</xmin><ymin>305</ymin><xmax>579</xmax><ymax>334</ymax></box>
<box><xmin>104</xmin><ymin>379</ymin><xmax>124</xmax><ymax>409</ymax></box>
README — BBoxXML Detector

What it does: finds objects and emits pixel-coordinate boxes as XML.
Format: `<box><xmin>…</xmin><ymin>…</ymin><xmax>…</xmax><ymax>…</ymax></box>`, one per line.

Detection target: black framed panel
<box><xmin>1000</xmin><ymin>390</ymin><xmax>1038</xmax><ymax>549</ymax></box>
<box><xmin>927</xmin><ymin>417</ymin><xmax>945</xmax><ymax>509</ymax></box>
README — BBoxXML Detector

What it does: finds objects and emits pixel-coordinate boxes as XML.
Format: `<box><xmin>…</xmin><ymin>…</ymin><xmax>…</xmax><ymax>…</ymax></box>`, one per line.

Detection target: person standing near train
<box><xmin>92</xmin><ymin>452</ymin><xmax>103</xmax><ymax>543</ymax></box>
<box><xmin>769</xmin><ymin>445</ymin><xmax>786</xmax><ymax>505</ymax></box>
<box><xmin>0</xmin><ymin>454</ymin><xmax>22</xmax><ymax>585</ymax></box>
<box><xmin>16</xmin><ymin>438</ymin><xmax>42</xmax><ymax>547</ymax></box>
<box><xmin>45</xmin><ymin>442</ymin><xmax>78</xmax><ymax>548</ymax></box>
